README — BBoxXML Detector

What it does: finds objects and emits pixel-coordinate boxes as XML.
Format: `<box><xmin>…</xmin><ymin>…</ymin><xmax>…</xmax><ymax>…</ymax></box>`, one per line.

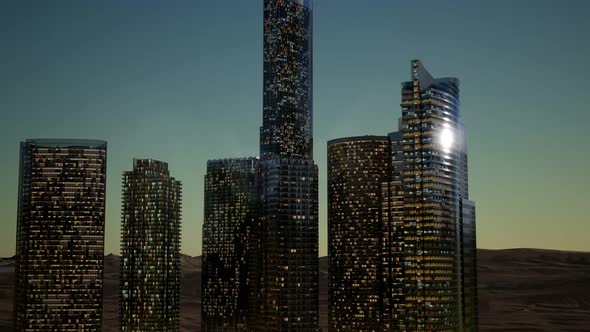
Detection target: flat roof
<box><xmin>328</xmin><ymin>135</ymin><xmax>389</xmax><ymax>146</ymax></box>
<box><xmin>24</xmin><ymin>139</ymin><xmax>107</xmax><ymax>148</ymax></box>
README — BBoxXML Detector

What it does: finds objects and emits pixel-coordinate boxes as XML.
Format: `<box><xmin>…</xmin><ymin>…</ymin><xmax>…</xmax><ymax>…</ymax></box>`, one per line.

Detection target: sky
<box><xmin>0</xmin><ymin>0</ymin><xmax>589</xmax><ymax>257</ymax></box>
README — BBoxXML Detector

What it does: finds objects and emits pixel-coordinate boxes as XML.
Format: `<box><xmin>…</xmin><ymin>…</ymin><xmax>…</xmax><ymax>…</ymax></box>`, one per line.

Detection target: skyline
<box><xmin>1</xmin><ymin>0</ymin><xmax>590</xmax><ymax>257</ymax></box>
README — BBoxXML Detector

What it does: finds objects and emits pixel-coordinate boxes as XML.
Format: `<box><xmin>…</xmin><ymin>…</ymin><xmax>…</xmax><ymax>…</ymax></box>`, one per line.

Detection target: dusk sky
<box><xmin>1</xmin><ymin>0</ymin><xmax>588</xmax><ymax>256</ymax></box>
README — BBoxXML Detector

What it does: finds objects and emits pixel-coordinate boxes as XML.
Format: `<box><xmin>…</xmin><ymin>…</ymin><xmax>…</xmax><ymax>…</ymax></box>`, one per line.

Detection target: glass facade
<box><xmin>327</xmin><ymin>136</ymin><xmax>390</xmax><ymax>331</ymax></box>
<box><xmin>460</xmin><ymin>199</ymin><xmax>478</xmax><ymax>332</ymax></box>
<box><xmin>120</xmin><ymin>159</ymin><xmax>182</xmax><ymax>332</ymax></box>
<box><xmin>202</xmin><ymin>158</ymin><xmax>259</xmax><ymax>331</ymax></box>
<box><xmin>260</xmin><ymin>0</ymin><xmax>313</xmax><ymax>160</ymax></box>
<box><xmin>14</xmin><ymin>139</ymin><xmax>107</xmax><ymax>331</ymax></box>
<box><xmin>257</xmin><ymin>158</ymin><xmax>319</xmax><ymax>331</ymax></box>
<box><xmin>381</xmin><ymin>132</ymin><xmax>406</xmax><ymax>331</ymax></box>
<box><xmin>458</xmin><ymin>125</ymin><xmax>478</xmax><ymax>332</ymax></box>
<box><xmin>399</xmin><ymin>60</ymin><xmax>462</xmax><ymax>330</ymax></box>
<box><xmin>257</xmin><ymin>0</ymin><xmax>319</xmax><ymax>330</ymax></box>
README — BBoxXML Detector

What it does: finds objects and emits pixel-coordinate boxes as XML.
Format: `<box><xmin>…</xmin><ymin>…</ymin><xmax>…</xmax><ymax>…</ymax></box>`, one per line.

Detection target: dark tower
<box><xmin>381</xmin><ymin>132</ymin><xmax>406</xmax><ymax>331</ymax></box>
<box><xmin>458</xmin><ymin>127</ymin><xmax>479</xmax><ymax>332</ymax></box>
<box><xmin>260</xmin><ymin>0</ymin><xmax>313</xmax><ymax>160</ymax></box>
<box><xmin>14</xmin><ymin>139</ymin><xmax>107</xmax><ymax>331</ymax></box>
<box><xmin>120</xmin><ymin>159</ymin><xmax>182</xmax><ymax>332</ymax></box>
<box><xmin>201</xmin><ymin>1</ymin><xmax>318</xmax><ymax>330</ymax></box>
<box><xmin>257</xmin><ymin>0</ymin><xmax>319</xmax><ymax>330</ymax></box>
<box><xmin>202</xmin><ymin>158</ymin><xmax>259</xmax><ymax>331</ymax></box>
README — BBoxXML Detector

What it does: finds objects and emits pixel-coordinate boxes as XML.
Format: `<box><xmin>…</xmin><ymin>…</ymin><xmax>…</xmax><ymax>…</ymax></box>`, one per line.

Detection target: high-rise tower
<box><xmin>399</xmin><ymin>60</ymin><xmax>463</xmax><ymax>330</ymax></box>
<box><xmin>327</xmin><ymin>136</ymin><xmax>390</xmax><ymax>331</ymax></box>
<box><xmin>14</xmin><ymin>139</ymin><xmax>107</xmax><ymax>331</ymax></box>
<box><xmin>327</xmin><ymin>60</ymin><xmax>478</xmax><ymax>331</ymax></box>
<box><xmin>120</xmin><ymin>159</ymin><xmax>182</xmax><ymax>332</ymax></box>
<box><xmin>257</xmin><ymin>158</ymin><xmax>319</xmax><ymax>330</ymax></box>
<box><xmin>202</xmin><ymin>158</ymin><xmax>259</xmax><ymax>331</ymax></box>
<box><xmin>201</xmin><ymin>1</ymin><xmax>319</xmax><ymax>330</ymax></box>
<box><xmin>257</xmin><ymin>0</ymin><xmax>319</xmax><ymax>330</ymax></box>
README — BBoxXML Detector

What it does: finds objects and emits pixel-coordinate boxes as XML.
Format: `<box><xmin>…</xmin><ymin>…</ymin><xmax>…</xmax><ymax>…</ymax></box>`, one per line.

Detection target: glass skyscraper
<box><xmin>257</xmin><ymin>0</ymin><xmax>319</xmax><ymax>330</ymax></box>
<box><xmin>257</xmin><ymin>158</ymin><xmax>319</xmax><ymax>331</ymax></box>
<box><xmin>14</xmin><ymin>139</ymin><xmax>107</xmax><ymax>331</ymax></box>
<box><xmin>458</xmin><ymin>127</ymin><xmax>478</xmax><ymax>332</ymax></box>
<box><xmin>260</xmin><ymin>0</ymin><xmax>313</xmax><ymax>161</ymax></box>
<box><xmin>202</xmin><ymin>0</ymin><xmax>318</xmax><ymax>330</ymax></box>
<box><xmin>120</xmin><ymin>159</ymin><xmax>182</xmax><ymax>332</ymax></box>
<box><xmin>202</xmin><ymin>158</ymin><xmax>259</xmax><ymax>331</ymax></box>
<box><xmin>327</xmin><ymin>60</ymin><xmax>478</xmax><ymax>331</ymax></box>
<box><xmin>399</xmin><ymin>60</ymin><xmax>463</xmax><ymax>330</ymax></box>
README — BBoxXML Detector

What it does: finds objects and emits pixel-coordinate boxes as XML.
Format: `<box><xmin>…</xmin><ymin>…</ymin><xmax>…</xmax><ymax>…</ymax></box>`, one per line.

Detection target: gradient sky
<box><xmin>0</xmin><ymin>0</ymin><xmax>588</xmax><ymax>256</ymax></box>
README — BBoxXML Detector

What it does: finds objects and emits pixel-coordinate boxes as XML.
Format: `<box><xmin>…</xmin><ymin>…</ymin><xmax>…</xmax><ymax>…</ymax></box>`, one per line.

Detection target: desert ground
<box><xmin>1</xmin><ymin>249</ymin><xmax>589</xmax><ymax>331</ymax></box>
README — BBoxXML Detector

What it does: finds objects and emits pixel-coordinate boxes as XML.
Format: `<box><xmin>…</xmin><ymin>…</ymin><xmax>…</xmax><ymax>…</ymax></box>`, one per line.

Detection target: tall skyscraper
<box><xmin>202</xmin><ymin>0</ymin><xmax>318</xmax><ymax>330</ymax></box>
<box><xmin>327</xmin><ymin>136</ymin><xmax>390</xmax><ymax>331</ymax></box>
<box><xmin>14</xmin><ymin>139</ymin><xmax>107</xmax><ymax>331</ymax></box>
<box><xmin>327</xmin><ymin>60</ymin><xmax>478</xmax><ymax>331</ymax></box>
<box><xmin>258</xmin><ymin>0</ymin><xmax>319</xmax><ymax>330</ymax></box>
<box><xmin>399</xmin><ymin>60</ymin><xmax>463</xmax><ymax>330</ymax></box>
<box><xmin>202</xmin><ymin>158</ymin><xmax>259</xmax><ymax>331</ymax></box>
<box><xmin>120</xmin><ymin>159</ymin><xmax>182</xmax><ymax>332</ymax></box>
<box><xmin>260</xmin><ymin>0</ymin><xmax>313</xmax><ymax>160</ymax></box>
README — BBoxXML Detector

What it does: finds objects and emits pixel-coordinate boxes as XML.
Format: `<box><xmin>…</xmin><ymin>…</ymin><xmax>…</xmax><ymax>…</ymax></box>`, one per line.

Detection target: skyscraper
<box><xmin>399</xmin><ymin>60</ymin><xmax>463</xmax><ymax>330</ymax></box>
<box><xmin>257</xmin><ymin>0</ymin><xmax>319</xmax><ymax>330</ymax></box>
<box><xmin>201</xmin><ymin>0</ymin><xmax>318</xmax><ymax>330</ymax></box>
<box><xmin>120</xmin><ymin>159</ymin><xmax>182</xmax><ymax>332</ymax></box>
<box><xmin>260</xmin><ymin>0</ymin><xmax>313</xmax><ymax>160</ymax></box>
<box><xmin>327</xmin><ymin>136</ymin><xmax>390</xmax><ymax>331</ymax></box>
<box><xmin>327</xmin><ymin>60</ymin><xmax>478</xmax><ymax>331</ymax></box>
<box><xmin>202</xmin><ymin>158</ymin><xmax>258</xmax><ymax>331</ymax></box>
<box><xmin>14</xmin><ymin>139</ymin><xmax>107</xmax><ymax>331</ymax></box>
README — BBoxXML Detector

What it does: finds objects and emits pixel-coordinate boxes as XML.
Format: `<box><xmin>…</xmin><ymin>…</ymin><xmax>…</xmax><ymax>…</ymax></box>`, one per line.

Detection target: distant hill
<box><xmin>0</xmin><ymin>249</ymin><xmax>589</xmax><ymax>331</ymax></box>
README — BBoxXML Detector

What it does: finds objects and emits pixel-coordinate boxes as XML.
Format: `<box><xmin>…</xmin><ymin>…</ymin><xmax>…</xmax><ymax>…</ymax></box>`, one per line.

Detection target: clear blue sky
<box><xmin>1</xmin><ymin>0</ymin><xmax>588</xmax><ymax>256</ymax></box>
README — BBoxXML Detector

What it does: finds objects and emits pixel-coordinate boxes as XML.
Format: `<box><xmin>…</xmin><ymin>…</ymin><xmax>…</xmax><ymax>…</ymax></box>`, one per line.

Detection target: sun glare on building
<box><xmin>440</xmin><ymin>126</ymin><xmax>454</xmax><ymax>151</ymax></box>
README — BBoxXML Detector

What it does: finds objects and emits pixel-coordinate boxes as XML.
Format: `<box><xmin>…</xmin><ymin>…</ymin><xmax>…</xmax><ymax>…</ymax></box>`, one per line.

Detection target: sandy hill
<box><xmin>0</xmin><ymin>249</ymin><xmax>588</xmax><ymax>331</ymax></box>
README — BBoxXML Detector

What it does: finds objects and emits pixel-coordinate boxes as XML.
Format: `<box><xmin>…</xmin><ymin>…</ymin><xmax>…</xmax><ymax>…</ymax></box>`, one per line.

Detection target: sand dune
<box><xmin>0</xmin><ymin>249</ymin><xmax>589</xmax><ymax>331</ymax></box>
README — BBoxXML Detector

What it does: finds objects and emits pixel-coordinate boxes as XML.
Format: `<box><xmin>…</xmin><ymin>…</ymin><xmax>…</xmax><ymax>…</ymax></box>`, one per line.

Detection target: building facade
<box><xmin>202</xmin><ymin>158</ymin><xmax>259</xmax><ymax>331</ymax></box>
<box><xmin>327</xmin><ymin>136</ymin><xmax>390</xmax><ymax>331</ymax></box>
<box><xmin>120</xmin><ymin>159</ymin><xmax>182</xmax><ymax>332</ymax></box>
<box><xmin>257</xmin><ymin>158</ymin><xmax>319</xmax><ymax>331</ymax></box>
<box><xmin>399</xmin><ymin>60</ymin><xmax>464</xmax><ymax>330</ymax></box>
<box><xmin>461</xmin><ymin>199</ymin><xmax>478</xmax><ymax>332</ymax></box>
<box><xmin>260</xmin><ymin>0</ymin><xmax>313</xmax><ymax>160</ymax></box>
<box><xmin>14</xmin><ymin>139</ymin><xmax>107</xmax><ymax>331</ymax></box>
<box><xmin>381</xmin><ymin>132</ymin><xmax>406</xmax><ymax>331</ymax></box>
